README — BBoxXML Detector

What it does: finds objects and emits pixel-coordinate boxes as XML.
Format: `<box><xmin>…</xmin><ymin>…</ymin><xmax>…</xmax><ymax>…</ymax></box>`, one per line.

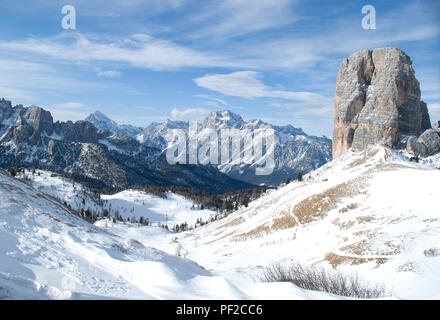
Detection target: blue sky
<box><xmin>0</xmin><ymin>0</ymin><xmax>439</xmax><ymax>137</ymax></box>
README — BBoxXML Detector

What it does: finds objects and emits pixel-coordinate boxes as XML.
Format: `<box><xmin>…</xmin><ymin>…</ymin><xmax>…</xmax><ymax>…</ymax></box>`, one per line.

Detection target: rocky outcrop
<box><xmin>407</xmin><ymin>128</ymin><xmax>440</xmax><ymax>156</ymax></box>
<box><xmin>332</xmin><ymin>47</ymin><xmax>431</xmax><ymax>158</ymax></box>
<box><xmin>7</xmin><ymin>106</ymin><xmax>54</xmax><ymax>146</ymax></box>
<box><xmin>64</xmin><ymin>121</ymin><xmax>99</xmax><ymax>143</ymax></box>
<box><xmin>21</xmin><ymin>106</ymin><xmax>54</xmax><ymax>135</ymax></box>
<box><xmin>0</xmin><ymin>98</ymin><xmax>13</xmax><ymax>123</ymax></box>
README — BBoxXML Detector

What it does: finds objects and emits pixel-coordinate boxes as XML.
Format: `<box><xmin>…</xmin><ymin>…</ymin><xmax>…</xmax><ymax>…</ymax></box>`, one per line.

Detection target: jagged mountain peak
<box><xmin>85</xmin><ymin>110</ymin><xmax>118</xmax><ymax>127</ymax></box>
<box><xmin>85</xmin><ymin>110</ymin><xmax>143</xmax><ymax>138</ymax></box>
<box><xmin>0</xmin><ymin>97</ymin><xmax>13</xmax><ymax>110</ymax></box>
<box><xmin>162</xmin><ymin>118</ymin><xmax>189</xmax><ymax>128</ymax></box>
<box><xmin>203</xmin><ymin>109</ymin><xmax>244</xmax><ymax>128</ymax></box>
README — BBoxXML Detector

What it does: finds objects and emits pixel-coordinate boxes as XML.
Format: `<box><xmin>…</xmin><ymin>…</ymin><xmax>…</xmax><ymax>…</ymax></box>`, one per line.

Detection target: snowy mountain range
<box><xmin>0</xmin><ymin>98</ymin><xmax>252</xmax><ymax>193</ymax></box>
<box><xmin>86</xmin><ymin>109</ymin><xmax>332</xmax><ymax>186</ymax></box>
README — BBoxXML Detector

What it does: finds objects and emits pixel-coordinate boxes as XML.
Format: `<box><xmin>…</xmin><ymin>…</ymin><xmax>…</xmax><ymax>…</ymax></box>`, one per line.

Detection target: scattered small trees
<box><xmin>5</xmin><ymin>166</ymin><xmax>22</xmax><ymax>177</ymax></box>
<box><xmin>297</xmin><ymin>172</ymin><xmax>303</xmax><ymax>182</ymax></box>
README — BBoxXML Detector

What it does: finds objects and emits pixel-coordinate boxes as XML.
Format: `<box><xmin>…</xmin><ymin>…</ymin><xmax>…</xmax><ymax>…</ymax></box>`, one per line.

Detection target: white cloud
<box><xmin>193</xmin><ymin>94</ymin><xmax>227</xmax><ymax>106</ymax></box>
<box><xmin>0</xmin><ymin>86</ymin><xmax>35</xmax><ymax>102</ymax></box>
<box><xmin>52</xmin><ymin>102</ymin><xmax>86</xmax><ymax>109</ymax></box>
<box><xmin>224</xmin><ymin>2</ymin><xmax>440</xmax><ymax>71</ymax></box>
<box><xmin>0</xmin><ymin>33</ymin><xmax>242</xmax><ymax>71</ymax></box>
<box><xmin>46</xmin><ymin>108</ymin><xmax>90</xmax><ymax>123</ymax></box>
<box><xmin>97</xmin><ymin>70</ymin><xmax>122</xmax><ymax>78</ymax></box>
<box><xmin>189</xmin><ymin>0</ymin><xmax>296</xmax><ymax>38</ymax></box>
<box><xmin>46</xmin><ymin>102</ymin><xmax>89</xmax><ymax>122</ymax></box>
<box><xmin>194</xmin><ymin>71</ymin><xmax>329</xmax><ymax>102</ymax></box>
<box><xmin>0</xmin><ymin>59</ymin><xmax>51</xmax><ymax>72</ymax></box>
<box><xmin>170</xmin><ymin>107</ymin><xmax>210</xmax><ymax>120</ymax></box>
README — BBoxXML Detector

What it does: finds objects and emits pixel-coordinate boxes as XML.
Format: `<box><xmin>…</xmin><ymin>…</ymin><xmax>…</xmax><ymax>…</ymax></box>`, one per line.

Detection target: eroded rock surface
<box><xmin>333</xmin><ymin>47</ymin><xmax>431</xmax><ymax>158</ymax></box>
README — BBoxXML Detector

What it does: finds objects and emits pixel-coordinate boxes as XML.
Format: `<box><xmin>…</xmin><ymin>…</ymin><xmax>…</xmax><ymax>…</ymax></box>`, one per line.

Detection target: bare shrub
<box><xmin>261</xmin><ymin>262</ymin><xmax>387</xmax><ymax>299</ymax></box>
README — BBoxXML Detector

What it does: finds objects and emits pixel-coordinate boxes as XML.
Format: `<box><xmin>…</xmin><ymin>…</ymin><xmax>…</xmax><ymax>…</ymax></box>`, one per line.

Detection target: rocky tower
<box><xmin>332</xmin><ymin>47</ymin><xmax>431</xmax><ymax>158</ymax></box>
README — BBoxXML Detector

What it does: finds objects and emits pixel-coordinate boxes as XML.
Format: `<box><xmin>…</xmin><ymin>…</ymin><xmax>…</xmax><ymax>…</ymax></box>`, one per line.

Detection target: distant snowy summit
<box><xmin>86</xmin><ymin>109</ymin><xmax>332</xmax><ymax>186</ymax></box>
<box><xmin>85</xmin><ymin>111</ymin><xmax>143</xmax><ymax>138</ymax></box>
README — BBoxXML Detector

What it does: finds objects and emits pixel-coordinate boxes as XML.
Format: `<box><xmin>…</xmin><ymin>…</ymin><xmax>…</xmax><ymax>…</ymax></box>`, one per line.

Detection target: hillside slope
<box><xmin>0</xmin><ymin>171</ymin><xmax>337</xmax><ymax>299</ymax></box>
<box><xmin>0</xmin><ymin>172</ymin><xmax>241</xmax><ymax>299</ymax></box>
<box><xmin>163</xmin><ymin>146</ymin><xmax>440</xmax><ymax>299</ymax></box>
<box><xmin>16</xmin><ymin>168</ymin><xmax>218</xmax><ymax>228</ymax></box>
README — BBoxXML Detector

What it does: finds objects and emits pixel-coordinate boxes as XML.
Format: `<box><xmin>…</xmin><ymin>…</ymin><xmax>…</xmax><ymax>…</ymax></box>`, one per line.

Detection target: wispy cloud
<box><xmin>96</xmin><ymin>70</ymin><xmax>122</xmax><ymax>78</ymax></box>
<box><xmin>188</xmin><ymin>0</ymin><xmax>296</xmax><ymax>39</ymax></box>
<box><xmin>170</xmin><ymin>107</ymin><xmax>210</xmax><ymax>120</ymax></box>
<box><xmin>0</xmin><ymin>33</ymin><xmax>243</xmax><ymax>71</ymax></box>
<box><xmin>193</xmin><ymin>94</ymin><xmax>226</xmax><ymax>105</ymax></box>
<box><xmin>52</xmin><ymin>102</ymin><xmax>85</xmax><ymax>109</ymax></box>
<box><xmin>0</xmin><ymin>86</ymin><xmax>35</xmax><ymax>102</ymax></box>
<box><xmin>194</xmin><ymin>71</ymin><xmax>329</xmax><ymax>102</ymax></box>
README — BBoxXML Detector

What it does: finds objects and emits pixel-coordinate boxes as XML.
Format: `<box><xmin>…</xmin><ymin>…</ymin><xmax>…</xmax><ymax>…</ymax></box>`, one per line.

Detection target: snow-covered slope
<box><xmin>149</xmin><ymin>146</ymin><xmax>440</xmax><ymax>299</ymax></box>
<box><xmin>3</xmin><ymin>146</ymin><xmax>438</xmax><ymax>299</ymax></box>
<box><xmin>1</xmin><ymin>170</ymin><xmax>338</xmax><ymax>299</ymax></box>
<box><xmin>15</xmin><ymin>168</ymin><xmax>218</xmax><ymax>227</ymax></box>
<box><xmin>0</xmin><ymin>172</ymin><xmax>241</xmax><ymax>299</ymax></box>
<box><xmin>16</xmin><ymin>169</ymin><xmax>103</xmax><ymax>213</ymax></box>
<box><xmin>101</xmin><ymin>190</ymin><xmax>216</xmax><ymax>227</ymax></box>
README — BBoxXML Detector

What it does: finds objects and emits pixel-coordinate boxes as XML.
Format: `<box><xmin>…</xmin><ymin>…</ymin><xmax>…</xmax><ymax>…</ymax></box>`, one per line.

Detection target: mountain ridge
<box><xmin>87</xmin><ymin>108</ymin><xmax>332</xmax><ymax>186</ymax></box>
<box><xmin>0</xmin><ymin>98</ymin><xmax>254</xmax><ymax>193</ymax></box>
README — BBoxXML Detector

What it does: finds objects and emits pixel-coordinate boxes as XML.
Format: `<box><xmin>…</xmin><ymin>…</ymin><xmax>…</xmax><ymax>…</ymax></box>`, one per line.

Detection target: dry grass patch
<box><xmin>339</xmin><ymin>203</ymin><xmax>359</xmax><ymax>213</ymax></box>
<box><xmin>324</xmin><ymin>252</ymin><xmax>388</xmax><ymax>268</ymax></box>
<box><xmin>43</xmin><ymin>212</ymin><xmax>75</xmax><ymax>227</ymax></box>
<box><xmin>291</xmin><ymin>178</ymin><xmax>366</xmax><ymax>225</ymax></box>
<box><xmin>333</xmin><ymin>219</ymin><xmax>356</xmax><ymax>230</ymax></box>
<box><xmin>397</xmin><ymin>262</ymin><xmax>419</xmax><ymax>273</ymax></box>
<box><xmin>271</xmin><ymin>214</ymin><xmax>297</xmax><ymax>230</ymax></box>
<box><xmin>356</xmin><ymin>215</ymin><xmax>376</xmax><ymax>224</ymax></box>
<box><xmin>232</xmin><ymin>224</ymin><xmax>271</xmax><ymax>241</ymax></box>
<box><xmin>340</xmin><ymin>238</ymin><xmax>399</xmax><ymax>257</ymax></box>
<box><xmin>232</xmin><ymin>178</ymin><xmax>368</xmax><ymax>241</ymax></box>
<box><xmin>217</xmin><ymin>217</ymin><xmax>244</xmax><ymax>229</ymax></box>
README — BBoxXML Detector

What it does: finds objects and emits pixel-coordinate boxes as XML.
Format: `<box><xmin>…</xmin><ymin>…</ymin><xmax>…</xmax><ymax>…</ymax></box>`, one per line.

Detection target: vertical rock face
<box><xmin>332</xmin><ymin>47</ymin><xmax>431</xmax><ymax>158</ymax></box>
<box><xmin>21</xmin><ymin>105</ymin><xmax>54</xmax><ymax>135</ymax></box>
<box><xmin>0</xmin><ymin>98</ymin><xmax>13</xmax><ymax>123</ymax></box>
